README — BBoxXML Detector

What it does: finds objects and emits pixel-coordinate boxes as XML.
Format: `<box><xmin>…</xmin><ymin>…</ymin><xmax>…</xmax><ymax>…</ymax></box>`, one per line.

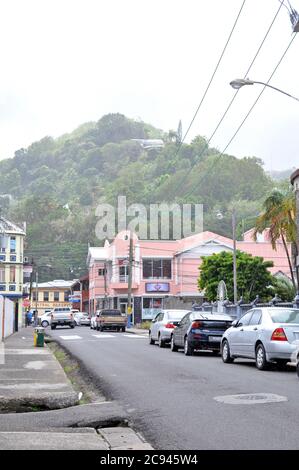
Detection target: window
<box><xmin>10</xmin><ymin>237</ymin><xmax>16</xmax><ymax>253</ymax></box>
<box><xmin>249</xmin><ymin>310</ymin><xmax>262</xmax><ymax>326</ymax></box>
<box><xmin>238</xmin><ymin>311</ymin><xmax>253</xmax><ymax>327</ymax></box>
<box><xmin>32</xmin><ymin>291</ymin><xmax>37</xmax><ymax>301</ymax></box>
<box><xmin>119</xmin><ymin>265</ymin><xmax>128</xmax><ymax>282</ymax></box>
<box><xmin>98</xmin><ymin>268</ymin><xmax>106</xmax><ymax>276</ymax></box>
<box><xmin>43</xmin><ymin>291</ymin><xmax>49</xmax><ymax>302</ymax></box>
<box><xmin>0</xmin><ymin>267</ymin><xmax>5</xmax><ymax>283</ymax></box>
<box><xmin>270</xmin><ymin>309</ymin><xmax>299</xmax><ymax>324</ymax></box>
<box><xmin>10</xmin><ymin>255</ymin><xmax>17</xmax><ymax>262</ymax></box>
<box><xmin>142</xmin><ymin>259</ymin><xmax>172</xmax><ymax>279</ymax></box>
<box><xmin>64</xmin><ymin>291</ymin><xmax>69</xmax><ymax>302</ymax></box>
<box><xmin>10</xmin><ymin>266</ymin><xmax>16</xmax><ymax>283</ymax></box>
<box><xmin>54</xmin><ymin>291</ymin><xmax>59</xmax><ymax>301</ymax></box>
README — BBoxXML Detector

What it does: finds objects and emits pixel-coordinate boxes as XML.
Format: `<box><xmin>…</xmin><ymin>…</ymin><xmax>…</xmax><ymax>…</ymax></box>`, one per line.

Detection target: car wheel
<box><xmin>158</xmin><ymin>334</ymin><xmax>165</xmax><ymax>348</ymax></box>
<box><xmin>184</xmin><ymin>337</ymin><xmax>193</xmax><ymax>356</ymax></box>
<box><xmin>255</xmin><ymin>343</ymin><xmax>268</xmax><ymax>370</ymax></box>
<box><xmin>276</xmin><ymin>360</ymin><xmax>289</xmax><ymax>371</ymax></box>
<box><xmin>41</xmin><ymin>321</ymin><xmax>49</xmax><ymax>328</ymax></box>
<box><xmin>221</xmin><ymin>340</ymin><xmax>234</xmax><ymax>363</ymax></box>
<box><xmin>170</xmin><ymin>335</ymin><xmax>178</xmax><ymax>352</ymax></box>
<box><xmin>96</xmin><ymin>325</ymin><xmax>99</xmax><ymax>331</ymax></box>
<box><xmin>149</xmin><ymin>332</ymin><xmax>155</xmax><ymax>345</ymax></box>
<box><xmin>70</xmin><ymin>325</ymin><xmax>74</xmax><ymax>329</ymax></box>
<box><xmin>122</xmin><ymin>327</ymin><xmax>126</xmax><ymax>333</ymax></box>
<box><xmin>212</xmin><ymin>350</ymin><xmax>219</xmax><ymax>356</ymax></box>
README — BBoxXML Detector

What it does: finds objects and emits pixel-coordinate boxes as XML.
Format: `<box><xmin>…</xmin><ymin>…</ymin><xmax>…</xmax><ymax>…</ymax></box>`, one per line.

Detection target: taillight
<box><xmin>165</xmin><ymin>323</ymin><xmax>175</xmax><ymax>329</ymax></box>
<box><xmin>271</xmin><ymin>328</ymin><xmax>287</xmax><ymax>341</ymax></box>
<box><xmin>192</xmin><ymin>321</ymin><xmax>203</xmax><ymax>329</ymax></box>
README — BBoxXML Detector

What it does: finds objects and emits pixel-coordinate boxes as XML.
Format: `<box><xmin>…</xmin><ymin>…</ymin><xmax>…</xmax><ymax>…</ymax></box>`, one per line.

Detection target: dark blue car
<box><xmin>171</xmin><ymin>312</ymin><xmax>233</xmax><ymax>356</ymax></box>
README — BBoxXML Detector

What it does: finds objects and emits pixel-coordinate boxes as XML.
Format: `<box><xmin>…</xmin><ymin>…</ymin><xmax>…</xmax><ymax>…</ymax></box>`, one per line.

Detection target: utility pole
<box><xmin>104</xmin><ymin>262</ymin><xmax>107</xmax><ymax>308</ymax></box>
<box><xmin>232</xmin><ymin>208</ymin><xmax>238</xmax><ymax>305</ymax></box>
<box><xmin>127</xmin><ymin>231</ymin><xmax>134</xmax><ymax>326</ymax></box>
<box><xmin>35</xmin><ymin>271</ymin><xmax>38</xmax><ymax>326</ymax></box>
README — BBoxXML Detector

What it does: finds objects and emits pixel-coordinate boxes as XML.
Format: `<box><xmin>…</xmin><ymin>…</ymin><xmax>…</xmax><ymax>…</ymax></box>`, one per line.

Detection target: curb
<box><xmin>0</xmin><ymin>391</ymin><xmax>79</xmax><ymax>413</ymax></box>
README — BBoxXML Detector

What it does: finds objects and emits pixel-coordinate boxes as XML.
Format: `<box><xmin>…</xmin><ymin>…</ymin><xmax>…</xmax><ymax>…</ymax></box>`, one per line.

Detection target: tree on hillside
<box><xmin>253</xmin><ymin>189</ymin><xmax>297</xmax><ymax>290</ymax></box>
<box><xmin>198</xmin><ymin>250</ymin><xmax>274</xmax><ymax>302</ymax></box>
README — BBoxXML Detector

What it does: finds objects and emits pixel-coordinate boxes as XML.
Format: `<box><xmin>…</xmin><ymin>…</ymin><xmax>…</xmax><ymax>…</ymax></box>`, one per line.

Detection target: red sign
<box><xmin>23</xmin><ymin>300</ymin><xmax>30</xmax><ymax>308</ymax></box>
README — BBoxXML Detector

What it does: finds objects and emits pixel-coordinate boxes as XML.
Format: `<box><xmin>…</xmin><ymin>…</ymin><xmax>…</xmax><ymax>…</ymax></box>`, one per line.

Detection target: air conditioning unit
<box><xmin>24</xmin><ymin>256</ymin><xmax>29</xmax><ymax>264</ymax></box>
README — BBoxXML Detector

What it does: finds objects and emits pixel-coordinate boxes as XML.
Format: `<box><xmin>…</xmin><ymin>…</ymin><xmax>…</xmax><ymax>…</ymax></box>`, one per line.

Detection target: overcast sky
<box><xmin>0</xmin><ymin>0</ymin><xmax>298</xmax><ymax>170</ymax></box>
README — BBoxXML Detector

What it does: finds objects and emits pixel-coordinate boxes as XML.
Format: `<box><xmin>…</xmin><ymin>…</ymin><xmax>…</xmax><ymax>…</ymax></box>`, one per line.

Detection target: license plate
<box><xmin>209</xmin><ymin>336</ymin><xmax>221</xmax><ymax>342</ymax></box>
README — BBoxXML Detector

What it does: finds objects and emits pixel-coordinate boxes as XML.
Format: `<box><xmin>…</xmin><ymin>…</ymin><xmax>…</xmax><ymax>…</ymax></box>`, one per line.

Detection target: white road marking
<box><xmin>59</xmin><ymin>335</ymin><xmax>82</xmax><ymax>340</ymax></box>
<box><xmin>123</xmin><ymin>334</ymin><xmax>147</xmax><ymax>338</ymax></box>
<box><xmin>24</xmin><ymin>361</ymin><xmax>47</xmax><ymax>370</ymax></box>
<box><xmin>92</xmin><ymin>334</ymin><xmax>116</xmax><ymax>338</ymax></box>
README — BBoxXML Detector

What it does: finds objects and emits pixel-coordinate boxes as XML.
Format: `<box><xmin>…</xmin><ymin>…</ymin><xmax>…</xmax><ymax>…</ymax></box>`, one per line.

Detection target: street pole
<box><xmin>127</xmin><ymin>231</ymin><xmax>133</xmax><ymax>327</ymax></box>
<box><xmin>35</xmin><ymin>271</ymin><xmax>38</xmax><ymax>326</ymax></box>
<box><xmin>104</xmin><ymin>262</ymin><xmax>107</xmax><ymax>308</ymax></box>
<box><xmin>232</xmin><ymin>209</ymin><xmax>238</xmax><ymax>304</ymax></box>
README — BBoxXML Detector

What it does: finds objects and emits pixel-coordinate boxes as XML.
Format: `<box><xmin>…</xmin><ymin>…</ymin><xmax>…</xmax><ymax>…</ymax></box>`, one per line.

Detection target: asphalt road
<box><xmin>49</xmin><ymin>326</ymin><xmax>299</xmax><ymax>450</ymax></box>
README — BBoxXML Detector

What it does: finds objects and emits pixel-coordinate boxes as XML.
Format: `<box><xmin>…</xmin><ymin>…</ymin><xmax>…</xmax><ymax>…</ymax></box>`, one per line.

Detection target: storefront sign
<box><xmin>145</xmin><ymin>283</ymin><xmax>170</xmax><ymax>293</ymax></box>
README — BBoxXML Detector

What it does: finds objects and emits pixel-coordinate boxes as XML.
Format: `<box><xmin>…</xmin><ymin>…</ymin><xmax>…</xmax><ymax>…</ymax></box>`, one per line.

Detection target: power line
<box><xmin>179</xmin><ymin>1</ymin><xmax>285</xmax><ymax>199</ymax></box>
<box><xmin>172</xmin><ymin>0</ymin><xmax>247</xmax><ymax>161</ymax></box>
<box><xmin>184</xmin><ymin>31</ymin><xmax>297</xmax><ymax>201</ymax></box>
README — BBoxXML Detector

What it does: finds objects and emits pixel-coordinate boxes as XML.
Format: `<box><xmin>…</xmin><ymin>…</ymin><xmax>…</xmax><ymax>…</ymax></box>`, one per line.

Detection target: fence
<box><xmin>196</xmin><ymin>295</ymin><xmax>299</xmax><ymax>319</ymax></box>
<box><xmin>0</xmin><ymin>295</ymin><xmax>14</xmax><ymax>340</ymax></box>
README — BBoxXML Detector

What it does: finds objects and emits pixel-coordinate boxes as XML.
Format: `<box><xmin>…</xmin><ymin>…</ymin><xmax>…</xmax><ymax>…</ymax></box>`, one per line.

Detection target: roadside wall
<box><xmin>0</xmin><ymin>296</ymin><xmax>14</xmax><ymax>339</ymax></box>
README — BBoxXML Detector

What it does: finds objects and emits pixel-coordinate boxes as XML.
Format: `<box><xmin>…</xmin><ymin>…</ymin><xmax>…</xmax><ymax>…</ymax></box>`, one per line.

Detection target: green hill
<box><xmin>0</xmin><ymin>113</ymin><xmax>276</xmax><ymax>280</ymax></box>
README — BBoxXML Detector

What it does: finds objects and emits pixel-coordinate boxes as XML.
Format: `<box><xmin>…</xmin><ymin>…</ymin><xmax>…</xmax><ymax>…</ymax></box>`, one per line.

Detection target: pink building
<box><xmin>87</xmin><ymin>229</ymin><xmax>291</xmax><ymax>322</ymax></box>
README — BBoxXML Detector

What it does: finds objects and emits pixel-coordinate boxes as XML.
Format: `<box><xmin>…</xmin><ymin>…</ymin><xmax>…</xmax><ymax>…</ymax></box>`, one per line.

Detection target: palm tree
<box><xmin>253</xmin><ymin>189</ymin><xmax>297</xmax><ymax>290</ymax></box>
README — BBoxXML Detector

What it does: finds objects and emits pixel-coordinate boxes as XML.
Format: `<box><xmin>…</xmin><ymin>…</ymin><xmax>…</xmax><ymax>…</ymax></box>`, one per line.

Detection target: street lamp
<box><xmin>216</xmin><ymin>209</ymin><xmax>237</xmax><ymax>304</ymax></box>
<box><xmin>230</xmin><ymin>78</ymin><xmax>299</xmax><ymax>103</ymax></box>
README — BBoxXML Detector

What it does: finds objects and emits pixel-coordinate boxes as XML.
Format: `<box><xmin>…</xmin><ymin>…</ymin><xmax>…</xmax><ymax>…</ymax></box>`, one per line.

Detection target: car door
<box><xmin>242</xmin><ymin>310</ymin><xmax>263</xmax><ymax>357</ymax></box>
<box><xmin>229</xmin><ymin>311</ymin><xmax>253</xmax><ymax>356</ymax></box>
<box><xmin>175</xmin><ymin>313</ymin><xmax>191</xmax><ymax>347</ymax></box>
<box><xmin>151</xmin><ymin>313</ymin><xmax>163</xmax><ymax>340</ymax></box>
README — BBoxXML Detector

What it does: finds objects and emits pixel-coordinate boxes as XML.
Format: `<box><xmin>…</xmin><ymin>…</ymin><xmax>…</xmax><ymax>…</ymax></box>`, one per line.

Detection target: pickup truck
<box><xmin>95</xmin><ymin>309</ymin><xmax>127</xmax><ymax>332</ymax></box>
<box><xmin>50</xmin><ymin>307</ymin><xmax>76</xmax><ymax>330</ymax></box>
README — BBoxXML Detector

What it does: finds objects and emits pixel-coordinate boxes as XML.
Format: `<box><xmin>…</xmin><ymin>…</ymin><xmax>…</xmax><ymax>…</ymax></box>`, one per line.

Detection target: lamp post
<box><xmin>216</xmin><ymin>209</ymin><xmax>238</xmax><ymax>304</ymax></box>
<box><xmin>229</xmin><ymin>78</ymin><xmax>299</xmax><ymax>103</ymax></box>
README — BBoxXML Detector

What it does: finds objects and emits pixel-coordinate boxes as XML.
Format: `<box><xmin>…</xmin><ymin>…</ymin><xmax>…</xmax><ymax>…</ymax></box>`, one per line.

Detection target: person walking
<box><xmin>25</xmin><ymin>310</ymin><xmax>32</xmax><ymax>327</ymax></box>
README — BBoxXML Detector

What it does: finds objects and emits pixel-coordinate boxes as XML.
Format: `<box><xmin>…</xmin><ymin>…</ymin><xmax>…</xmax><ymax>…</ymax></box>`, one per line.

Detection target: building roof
<box><xmin>31</xmin><ymin>279</ymin><xmax>78</xmax><ymax>289</ymax></box>
<box><xmin>290</xmin><ymin>168</ymin><xmax>299</xmax><ymax>185</ymax></box>
<box><xmin>0</xmin><ymin>216</ymin><xmax>26</xmax><ymax>235</ymax></box>
<box><xmin>87</xmin><ymin>247</ymin><xmax>108</xmax><ymax>263</ymax></box>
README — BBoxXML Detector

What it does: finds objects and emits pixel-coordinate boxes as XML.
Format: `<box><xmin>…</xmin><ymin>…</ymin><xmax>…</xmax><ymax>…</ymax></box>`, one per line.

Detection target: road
<box><xmin>49</xmin><ymin>326</ymin><xmax>299</xmax><ymax>450</ymax></box>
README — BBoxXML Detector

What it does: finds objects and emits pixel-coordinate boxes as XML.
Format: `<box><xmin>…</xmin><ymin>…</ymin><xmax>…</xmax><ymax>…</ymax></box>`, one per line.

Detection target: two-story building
<box><xmin>87</xmin><ymin>229</ymin><xmax>291</xmax><ymax>323</ymax></box>
<box><xmin>0</xmin><ymin>216</ymin><xmax>26</xmax><ymax>330</ymax></box>
<box><xmin>29</xmin><ymin>279</ymin><xmax>76</xmax><ymax>317</ymax></box>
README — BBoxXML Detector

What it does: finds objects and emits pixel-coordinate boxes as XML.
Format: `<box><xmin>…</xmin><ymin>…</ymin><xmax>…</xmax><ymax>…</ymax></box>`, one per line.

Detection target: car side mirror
<box><xmin>232</xmin><ymin>320</ymin><xmax>239</xmax><ymax>327</ymax></box>
<box><xmin>152</xmin><ymin>319</ymin><xmax>156</xmax><ymax>323</ymax></box>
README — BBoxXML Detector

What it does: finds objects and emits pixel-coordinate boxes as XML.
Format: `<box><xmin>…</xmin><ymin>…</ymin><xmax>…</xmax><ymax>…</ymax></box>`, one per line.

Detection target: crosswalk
<box><xmin>59</xmin><ymin>333</ymin><xmax>148</xmax><ymax>341</ymax></box>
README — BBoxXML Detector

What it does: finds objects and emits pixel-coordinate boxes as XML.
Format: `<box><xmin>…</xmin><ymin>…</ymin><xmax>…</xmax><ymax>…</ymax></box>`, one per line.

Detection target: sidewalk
<box><xmin>0</xmin><ymin>328</ymin><xmax>78</xmax><ymax>412</ymax></box>
<box><xmin>126</xmin><ymin>327</ymin><xmax>149</xmax><ymax>335</ymax></box>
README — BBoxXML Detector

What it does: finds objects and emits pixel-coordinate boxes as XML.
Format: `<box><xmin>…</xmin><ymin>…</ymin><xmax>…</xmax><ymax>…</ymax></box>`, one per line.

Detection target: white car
<box><xmin>149</xmin><ymin>309</ymin><xmax>192</xmax><ymax>347</ymax></box>
<box><xmin>40</xmin><ymin>311</ymin><xmax>52</xmax><ymax>328</ymax></box>
<box><xmin>74</xmin><ymin>312</ymin><xmax>90</xmax><ymax>326</ymax></box>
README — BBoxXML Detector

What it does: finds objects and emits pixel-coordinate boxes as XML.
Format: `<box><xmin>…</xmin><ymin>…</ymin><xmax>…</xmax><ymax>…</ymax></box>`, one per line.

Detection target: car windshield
<box><xmin>270</xmin><ymin>309</ymin><xmax>299</xmax><ymax>324</ymax></box>
<box><xmin>167</xmin><ymin>311</ymin><xmax>191</xmax><ymax>320</ymax></box>
<box><xmin>100</xmin><ymin>310</ymin><xmax>121</xmax><ymax>316</ymax></box>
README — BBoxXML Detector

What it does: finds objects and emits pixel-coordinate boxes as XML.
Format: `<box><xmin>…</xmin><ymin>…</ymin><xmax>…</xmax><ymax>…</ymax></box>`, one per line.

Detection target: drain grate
<box><xmin>214</xmin><ymin>393</ymin><xmax>288</xmax><ymax>405</ymax></box>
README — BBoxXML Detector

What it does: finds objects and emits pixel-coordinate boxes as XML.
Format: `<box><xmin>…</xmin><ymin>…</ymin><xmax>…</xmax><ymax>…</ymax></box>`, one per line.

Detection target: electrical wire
<box><xmin>172</xmin><ymin>0</ymin><xmax>247</xmax><ymax>161</ymax></box>
<box><xmin>177</xmin><ymin>1</ymin><xmax>285</xmax><ymax>199</ymax></box>
<box><xmin>183</xmin><ymin>32</ymin><xmax>297</xmax><ymax>201</ymax></box>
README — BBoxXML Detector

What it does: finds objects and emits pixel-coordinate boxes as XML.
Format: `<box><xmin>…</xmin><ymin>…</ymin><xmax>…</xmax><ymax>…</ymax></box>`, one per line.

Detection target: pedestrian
<box><xmin>25</xmin><ymin>310</ymin><xmax>32</xmax><ymax>327</ymax></box>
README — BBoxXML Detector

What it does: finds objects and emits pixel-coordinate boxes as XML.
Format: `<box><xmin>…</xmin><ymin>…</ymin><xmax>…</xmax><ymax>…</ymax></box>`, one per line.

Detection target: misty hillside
<box><xmin>0</xmin><ymin>113</ymin><xmax>281</xmax><ymax>280</ymax></box>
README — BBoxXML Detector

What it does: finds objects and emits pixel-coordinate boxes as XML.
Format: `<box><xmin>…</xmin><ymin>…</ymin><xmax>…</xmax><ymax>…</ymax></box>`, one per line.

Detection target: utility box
<box><xmin>34</xmin><ymin>327</ymin><xmax>45</xmax><ymax>347</ymax></box>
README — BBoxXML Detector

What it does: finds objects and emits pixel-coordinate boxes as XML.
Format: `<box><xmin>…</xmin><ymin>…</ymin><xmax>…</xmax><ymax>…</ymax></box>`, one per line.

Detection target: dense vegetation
<box><xmin>0</xmin><ymin>113</ymin><xmax>279</xmax><ymax>280</ymax></box>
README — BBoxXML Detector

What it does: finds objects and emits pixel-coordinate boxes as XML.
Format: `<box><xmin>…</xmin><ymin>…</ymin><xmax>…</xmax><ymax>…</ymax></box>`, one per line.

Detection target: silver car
<box><xmin>149</xmin><ymin>309</ymin><xmax>192</xmax><ymax>348</ymax></box>
<box><xmin>221</xmin><ymin>307</ymin><xmax>299</xmax><ymax>370</ymax></box>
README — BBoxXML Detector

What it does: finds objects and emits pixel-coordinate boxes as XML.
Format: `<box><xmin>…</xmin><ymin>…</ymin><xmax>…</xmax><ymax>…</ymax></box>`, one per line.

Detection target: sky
<box><xmin>0</xmin><ymin>0</ymin><xmax>299</xmax><ymax>171</ymax></box>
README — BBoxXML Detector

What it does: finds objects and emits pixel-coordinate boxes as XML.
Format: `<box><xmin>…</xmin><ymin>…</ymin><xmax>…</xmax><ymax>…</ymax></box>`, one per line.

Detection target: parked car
<box><xmin>221</xmin><ymin>307</ymin><xmax>299</xmax><ymax>370</ymax></box>
<box><xmin>171</xmin><ymin>312</ymin><xmax>233</xmax><ymax>356</ymax></box>
<box><xmin>74</xmin><ymin>312</ymin><xmax>90</xmax><ymax>326</ymax></box>
<box><xmin>149</xmin><ymin>310</ymin><xmax>192</xmax><ymax>347</ymax></box>
<box><xmin>40</xmin><ymin>311</ymin><xmax>52</xmax><ymax>327</ymax></box>
<box><xmin>90</xmin><ymin>315</ymin><xmax>97</xmax><ymax>330</ymax></box>
<box><xmin>95</xmin><ymin>309</ymin><xmax>127</xmax><ymax>332</ymax></box>
<box><xmin>50</xmin><ymin>308</ymin><xmax>76</xmax><ymax>330</ymax></box>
